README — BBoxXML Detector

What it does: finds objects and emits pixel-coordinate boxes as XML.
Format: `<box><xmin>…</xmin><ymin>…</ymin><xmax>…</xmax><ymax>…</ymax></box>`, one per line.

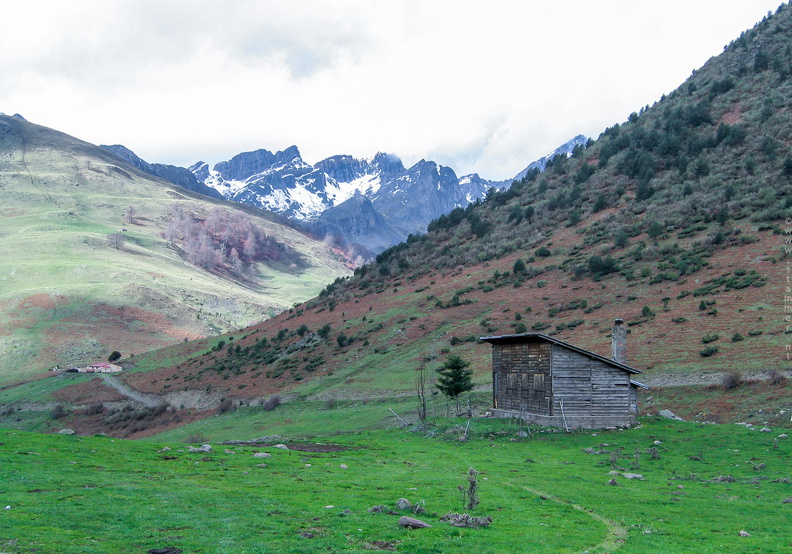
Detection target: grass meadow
<box><xmin>1</xmin><ymin>413</ymin><xmax>790</xmax><ymax>553</ymax></box>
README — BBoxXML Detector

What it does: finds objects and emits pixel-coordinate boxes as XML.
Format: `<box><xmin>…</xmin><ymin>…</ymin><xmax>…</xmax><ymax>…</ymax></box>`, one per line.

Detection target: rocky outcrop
<box><xmin>101</xmin><ymin>144</ymin><xmax>223</xmax><ymax>199</ymax></box>
<box><xmin>308</xmin><ymin>194</ymin><xmax>405</xmax><ymax>258</ymax></box>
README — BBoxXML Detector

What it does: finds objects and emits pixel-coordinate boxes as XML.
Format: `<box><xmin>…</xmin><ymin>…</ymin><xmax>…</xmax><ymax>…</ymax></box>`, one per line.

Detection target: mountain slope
<box><xmin>100</xmin><ymin>144</ymin><xmax>224</xmax><ymax>200</ymax></box>
<box><xmin>107</xmin><ymin>3</ymin><xmax>792</xmax><ymax>412</ymax></box>
<box><xmin>308</xmin><ymin>193</ymin><xmax>405</xmax><ymax>261</ymax></box>
<box><xmin>0</xmin><ymin>115</ymin><xmax>350</xmax><ymax>383</ymax></box>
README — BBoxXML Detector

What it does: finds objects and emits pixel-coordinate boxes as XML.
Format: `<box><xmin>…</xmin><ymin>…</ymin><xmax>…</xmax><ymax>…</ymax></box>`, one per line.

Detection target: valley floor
<box><xmin>1</xmin><ymin>417</ymin><xmax>790</xmax><ymax>553</ymax></box>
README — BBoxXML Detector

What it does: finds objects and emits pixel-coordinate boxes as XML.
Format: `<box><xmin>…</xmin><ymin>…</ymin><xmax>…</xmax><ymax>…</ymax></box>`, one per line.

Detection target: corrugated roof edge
<box><xmin>479</xmin><ymin>332</ymin><xmax>643</xmax><ymax>375</ymax></box>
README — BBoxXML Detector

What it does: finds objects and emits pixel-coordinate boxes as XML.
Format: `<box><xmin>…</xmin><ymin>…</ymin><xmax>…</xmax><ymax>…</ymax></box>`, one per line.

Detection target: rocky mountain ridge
<box><xmin>187</xmin><ymin>136</ymin><xmax>589</xmax><ymax>258</ymax></box>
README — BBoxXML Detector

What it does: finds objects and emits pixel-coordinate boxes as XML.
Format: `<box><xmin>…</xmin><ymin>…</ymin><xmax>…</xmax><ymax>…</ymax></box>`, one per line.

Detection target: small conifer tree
<box><xmin>436</xmin><ymin>355</ymin><xmax>473</xmax><ymax>415</ymax></box>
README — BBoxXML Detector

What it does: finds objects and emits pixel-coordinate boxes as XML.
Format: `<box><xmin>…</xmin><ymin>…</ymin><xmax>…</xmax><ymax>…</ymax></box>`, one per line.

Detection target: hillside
<box><xmin>3</xmin><ymin>5</ymin><xmax>792</xmax><ymax>434</ymax></box>
<box><xmin>0</xmin><ymin>115</ymin><xmax>350</xmax><ymax>384</ymax></box>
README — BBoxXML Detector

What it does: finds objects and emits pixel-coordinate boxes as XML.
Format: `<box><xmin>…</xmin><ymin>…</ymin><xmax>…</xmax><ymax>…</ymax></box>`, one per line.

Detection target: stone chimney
<box><xmin>612</xmin><ymin>318</ymin><xmax>627</xmax><ymax>364</ymax></box>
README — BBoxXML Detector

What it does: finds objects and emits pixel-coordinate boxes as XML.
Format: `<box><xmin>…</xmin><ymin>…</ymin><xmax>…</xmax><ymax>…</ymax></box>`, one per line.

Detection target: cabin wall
<box><xmin>492</xmin><ymin>341</ymin><xmax>551</xmax><ymax>414</ymax></box>
<box><xmin>552</xmin><ymin>345</ymin><xmax>631</xmax><ymax>417</ymax></box>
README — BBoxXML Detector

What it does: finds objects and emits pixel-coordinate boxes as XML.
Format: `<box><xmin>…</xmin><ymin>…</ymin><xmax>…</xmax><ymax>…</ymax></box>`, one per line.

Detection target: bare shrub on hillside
<box><xmin>217</xmin><ymin>398</ymin><xmax>236</xmax><ymax>414</ymax></box>
<box><xmin>107</xmin><ymin>232</ymin><xmax>125</xmax><ymax>249</ymax></box>
<box><xmin>262</xmin><ymin>395</ymin><xmax>282</xmax><ymax>412</ymax></box>
<box><xmin>82</xmin><ymin>403</ymin><xmax>106</xmax><ymax>416</ymax></box>
<box><xmin>767</xmin><ymin>369</ymin><xmax>787</xmax><ymax>386</ymax></box>
<box><xmin>722</xmin><ymin>371</ymin><xmax>743</xmax><ymax>391</ymax></box>
<box><xmin>184</xmin><ymin>432</ymin><xmax>209</xmax><ymax>444</ymax></box>
<box><xmin>457</xmin><ymin>468</ymin><xmax>480</xmax><ymax>511</ymax></box>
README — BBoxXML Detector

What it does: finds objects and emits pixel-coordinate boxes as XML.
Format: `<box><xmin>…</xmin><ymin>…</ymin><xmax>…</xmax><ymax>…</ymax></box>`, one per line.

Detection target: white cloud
<box><xmin>0</xmin><ymin>0</ymin><xmax>784</xmax><ymax>180</ymax></box>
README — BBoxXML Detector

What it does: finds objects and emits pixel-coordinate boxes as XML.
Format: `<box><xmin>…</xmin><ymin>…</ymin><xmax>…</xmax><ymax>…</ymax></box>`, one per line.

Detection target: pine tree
<box><xmin>436</xmin><ymin>355</ymin><xmax>473</xmax><ymax>415</ymax></box>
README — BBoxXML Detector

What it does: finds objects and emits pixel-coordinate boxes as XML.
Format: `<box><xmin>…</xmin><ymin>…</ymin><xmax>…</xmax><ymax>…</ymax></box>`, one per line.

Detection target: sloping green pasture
<box><xmin>1</xmin><ymin>417</ymin><xmax>789</xmax><ymax>553</ymax></box>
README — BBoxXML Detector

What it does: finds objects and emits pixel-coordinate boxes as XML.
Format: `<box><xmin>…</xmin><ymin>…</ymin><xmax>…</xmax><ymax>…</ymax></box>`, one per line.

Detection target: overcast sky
<box><xmin>0</xmin><ymin>1</ymin><xmax>784</xmax><ymax>180</ymax></box>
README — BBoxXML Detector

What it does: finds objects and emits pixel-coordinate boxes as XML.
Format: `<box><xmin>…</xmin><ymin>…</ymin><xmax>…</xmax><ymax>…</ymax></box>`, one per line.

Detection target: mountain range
<box><xmin>107</xmin><ymin>137</ymin><xmax>588</xmax><ymax>259</ymax></box>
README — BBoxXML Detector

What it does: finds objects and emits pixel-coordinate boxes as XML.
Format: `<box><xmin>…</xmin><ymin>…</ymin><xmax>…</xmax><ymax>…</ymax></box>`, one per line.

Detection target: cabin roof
<box><xmin>479</xmin><ymin>332</ymin><xmax>642</xmax><ymax>375</ymax></box>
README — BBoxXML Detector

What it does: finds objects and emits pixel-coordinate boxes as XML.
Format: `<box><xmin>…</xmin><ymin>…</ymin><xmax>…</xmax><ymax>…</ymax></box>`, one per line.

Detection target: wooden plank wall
<box><xmin>492</xmin><ymin>341</ymin><xmax>551</xmax><ymax>414</ymax></box>
<box><xmin>550</xmin><ymin>346</ymin><xmax>592</xmax><ymax>417</ymax></box>
<box><xmin>551</xmin><ymin>345</ymin><xmax>630</xmax><ymax>417</ymax></box>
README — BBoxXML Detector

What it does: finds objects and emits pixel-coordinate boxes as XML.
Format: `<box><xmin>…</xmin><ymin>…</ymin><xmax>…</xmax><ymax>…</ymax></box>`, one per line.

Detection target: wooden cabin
<box><xmin>481</xmin><ymin>323</ymin><xmax>645</xmax><ymax>429</ymax></box>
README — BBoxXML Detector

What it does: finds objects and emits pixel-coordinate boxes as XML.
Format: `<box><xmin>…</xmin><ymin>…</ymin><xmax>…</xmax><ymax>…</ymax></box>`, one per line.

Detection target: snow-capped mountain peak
<box><xmin>190</xmin><ymin>135</ymin><xmax>588</xmax><ymax>258</ymax></box>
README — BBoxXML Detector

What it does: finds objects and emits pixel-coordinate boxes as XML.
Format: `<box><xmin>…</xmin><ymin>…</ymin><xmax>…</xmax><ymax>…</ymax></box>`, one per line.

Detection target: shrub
<box><xmin>83</xmin><ymin>403</ymin><xmax>106</xmax><ymax>416</ymax></box>
<box><xmin>184</xmin><ymin>432</ymin><xmax>209</xmax><ymax>444</ymax></box>
<box><xmin>108</xmin><ymin>351</ymin><xmax>122</xmax><ymax>363</ymax></box>
<box><xmin>731</xmin><ymin>333</ymin><xmax>744</xmax><ymax>342</ymax></box>
<box><xmin>647</xmin><ymin>221</ymin><xmax>664</xmax><ymax>239</ymax></box>
<box><xmin>588</xmin><ymin>255</ymin><xmax>618</xmax><ymax>276</ymax></box>
<box><xmin>722</xmin><ymin>371</ymin><xmax>742</xmax><ymax>391</ymax></box>
<box><xmin>767</xmin><ymin>370</ymin><xmax>787</xmax><ymax>386</ymax></box>
<box><xmin>701</xmin><ymin>333</ymin><xmax>719</xmax><ymax>344</ymax></box>
<box><xmin>217</xmin><ymin>398</ymin><xmax>236</xmax><ymax>414</ymax></box>
<box><xmin>262</xmin><ymin>395</ymin><xmax>282</xmax><ymax>412</ymax></box>
<box><xmin>699</xmin><ymin>346</ymin><xmax>719</xmax><ymax>357</ymax></box>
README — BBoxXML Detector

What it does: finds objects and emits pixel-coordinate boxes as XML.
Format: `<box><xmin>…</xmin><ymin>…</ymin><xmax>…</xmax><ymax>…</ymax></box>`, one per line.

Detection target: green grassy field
<box><xmin>1</xmin><ymin>413</ymin><xmax>790</xmax><ymax>553</ymax></box>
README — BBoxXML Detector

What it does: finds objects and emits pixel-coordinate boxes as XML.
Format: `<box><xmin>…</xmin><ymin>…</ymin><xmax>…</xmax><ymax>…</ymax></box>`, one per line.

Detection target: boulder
<box><xmin>253</xmin><ymin>452</ymin><xmax>271</xmax><ymax>458</ymax></box>
<box><xmin>398</xmin><ymin>516</ymin><xmax>431</xmax><ymax>529</ymax></box>
<box><xmin>658</xmin><ymin>410</ymin><xmax>684</xmax><ymax>421</ymax></box>
<box><xmin>58</xmin><ymin>429</ymin><xmax>75</xmax><ymax>435</ymax></box>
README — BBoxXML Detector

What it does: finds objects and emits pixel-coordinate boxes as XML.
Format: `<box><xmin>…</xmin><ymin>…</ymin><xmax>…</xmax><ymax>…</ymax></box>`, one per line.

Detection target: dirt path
<box><xmin>504</xmin><ymin>482</ymin><xmax>627</xmax><ymax>552</ymax></box>
<box><xmin>100</xmin><ymin>374</ymin><xmax>164</xmax><ymax>408</ymax></box>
